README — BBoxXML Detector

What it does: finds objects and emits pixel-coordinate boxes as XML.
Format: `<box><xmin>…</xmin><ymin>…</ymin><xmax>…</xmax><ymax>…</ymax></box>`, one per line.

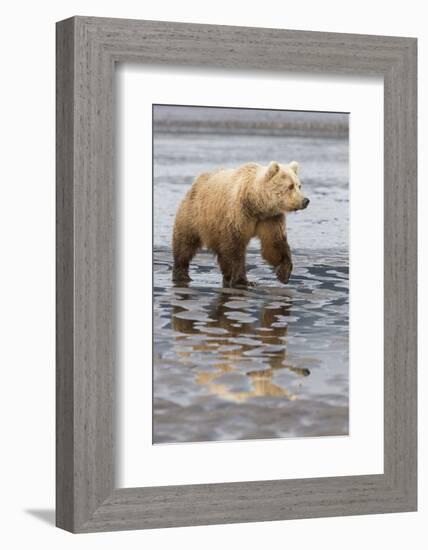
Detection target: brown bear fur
<box><xmin>172</xmin><ymin>161</ymin><xmax>309</xmax><ymax>287</ymax></box>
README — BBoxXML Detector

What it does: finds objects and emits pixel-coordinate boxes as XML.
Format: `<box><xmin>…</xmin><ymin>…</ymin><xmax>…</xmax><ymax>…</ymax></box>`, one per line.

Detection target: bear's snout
<box><xmin>302</xmin><ymin>197</ymin><xmax>310</xmax><ymax>209</ymax></box>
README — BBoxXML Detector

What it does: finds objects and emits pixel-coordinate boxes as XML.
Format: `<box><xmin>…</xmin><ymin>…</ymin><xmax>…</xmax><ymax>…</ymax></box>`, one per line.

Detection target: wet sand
<box><xmin>154</xmin><ymin>248</ymin><xmax>348</xmax><ymax>443</ymax></box>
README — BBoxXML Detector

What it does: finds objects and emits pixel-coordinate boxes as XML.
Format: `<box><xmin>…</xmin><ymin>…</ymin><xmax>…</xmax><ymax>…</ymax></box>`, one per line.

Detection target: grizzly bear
<box><xmin>172</xmin><ymin>161</ymin><xmax>309</xmax><ymax>287</ymax></box>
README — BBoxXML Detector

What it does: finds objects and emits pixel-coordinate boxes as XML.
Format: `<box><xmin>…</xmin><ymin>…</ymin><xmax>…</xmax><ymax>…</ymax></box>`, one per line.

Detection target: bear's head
<box><xmin>262</xmin><ymin>161</ymin><xmax>310</xmax><ymax>214</ymax></box>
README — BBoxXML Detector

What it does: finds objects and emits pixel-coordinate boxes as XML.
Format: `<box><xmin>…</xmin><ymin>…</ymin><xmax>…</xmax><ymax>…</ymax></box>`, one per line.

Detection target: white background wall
<box><xmin>0</xmin><ymin>1</ymin><xmax>424</xmax><ymax>548</ymax></box>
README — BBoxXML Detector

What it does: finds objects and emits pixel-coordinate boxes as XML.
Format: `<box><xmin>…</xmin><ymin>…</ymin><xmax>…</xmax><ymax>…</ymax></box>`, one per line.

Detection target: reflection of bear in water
<box><xmin>171</xmin><ymin>291</ymin><xmax>310</xmax><ymax>402</ymax></box>
<box><xmin>172</xmin><ymin>161</ymin><xmax>309</xmax><ymax>287</ymax></box>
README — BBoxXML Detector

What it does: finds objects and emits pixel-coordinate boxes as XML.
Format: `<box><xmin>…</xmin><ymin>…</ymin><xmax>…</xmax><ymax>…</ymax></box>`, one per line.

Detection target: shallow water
<box><xmin>153</xmin><ymin>107</ymin><xmax>349</xmax><ymax>443</ymax></box>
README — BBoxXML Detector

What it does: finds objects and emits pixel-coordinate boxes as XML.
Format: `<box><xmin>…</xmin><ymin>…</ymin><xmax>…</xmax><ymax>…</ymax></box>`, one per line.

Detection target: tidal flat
<box><xmin>153</xmin><ymin>106</ymin><xmax>349</xmax><ymax>443</ymax></box>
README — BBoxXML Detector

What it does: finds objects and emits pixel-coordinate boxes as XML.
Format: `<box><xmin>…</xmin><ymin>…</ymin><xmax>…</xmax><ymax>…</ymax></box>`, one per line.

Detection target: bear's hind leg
<box><xmin>172</xmin><ymin>231</ymin><xmax>201</xmax><ymax>283</ymax></box>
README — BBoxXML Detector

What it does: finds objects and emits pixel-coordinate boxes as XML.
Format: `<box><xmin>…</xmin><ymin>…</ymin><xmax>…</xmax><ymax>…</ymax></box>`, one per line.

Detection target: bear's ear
<box><xmin>289</xmin><ymin>161</ymin><xmax>299</xmax><ymax>174</ymax></box>
<box><xmin>265</xmin><ymin>161</ymin><xmax>280</xmax><ymax>181</ymax></box>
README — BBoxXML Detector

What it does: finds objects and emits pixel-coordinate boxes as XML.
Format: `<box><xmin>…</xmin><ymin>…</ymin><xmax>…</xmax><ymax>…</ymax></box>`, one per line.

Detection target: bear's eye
<box><xmin>288</xmin><ymin>183</ymin><xmax>294</xmax><ymax>190</ymax></box>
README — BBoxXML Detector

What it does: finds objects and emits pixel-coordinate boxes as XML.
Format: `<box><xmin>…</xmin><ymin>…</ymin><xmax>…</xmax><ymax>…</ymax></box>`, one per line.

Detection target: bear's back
<box><xmin>192</xmin><ymin>163</ymin><xmax>259</xmax><ymax>195</ymax></box>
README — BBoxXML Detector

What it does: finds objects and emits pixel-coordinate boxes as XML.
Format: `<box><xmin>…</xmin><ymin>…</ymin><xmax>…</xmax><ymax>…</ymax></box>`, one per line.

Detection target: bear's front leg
<box><xmin>256</xmin><ymin>216</ymin><xmax>293</xmax><ymax>285</ymax></box>
<box><xmin>275</xmin><ymin>260</ymin><xmax>293</xmax><ymax>284</ymax></box>
<box><xmin>217</xmin><ymin>247</ymin><xmax>249</xmax><ymax>288</ymax></box>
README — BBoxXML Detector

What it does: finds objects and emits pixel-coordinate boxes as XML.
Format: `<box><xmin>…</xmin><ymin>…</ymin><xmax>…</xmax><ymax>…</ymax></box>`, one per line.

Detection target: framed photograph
<box><xmin>56</xmin><ymin>16</ymin><xmax>417</xmax><ymax>532</ymax></box>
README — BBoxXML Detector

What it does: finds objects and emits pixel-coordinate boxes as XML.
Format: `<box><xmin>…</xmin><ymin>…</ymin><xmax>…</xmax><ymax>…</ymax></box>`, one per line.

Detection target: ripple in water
<box><xmin>153</xmin><ymin>249</ymin><xmax>349</xmax><ymax>443</ymax></box>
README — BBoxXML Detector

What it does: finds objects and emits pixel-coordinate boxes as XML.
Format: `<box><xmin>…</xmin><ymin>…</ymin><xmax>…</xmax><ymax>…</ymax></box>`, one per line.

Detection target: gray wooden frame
<box><xmin>56</xmin><ymin>16</ymin><xmax>417</xmax><ymax>533</ymax></box>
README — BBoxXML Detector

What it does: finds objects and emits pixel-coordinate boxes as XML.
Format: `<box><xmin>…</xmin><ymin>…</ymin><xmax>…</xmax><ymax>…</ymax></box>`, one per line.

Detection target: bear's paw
<box><xmin>275</xmin><ymin>262</ymin><xmax>293</xmax><ymax>285</ymax></box>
